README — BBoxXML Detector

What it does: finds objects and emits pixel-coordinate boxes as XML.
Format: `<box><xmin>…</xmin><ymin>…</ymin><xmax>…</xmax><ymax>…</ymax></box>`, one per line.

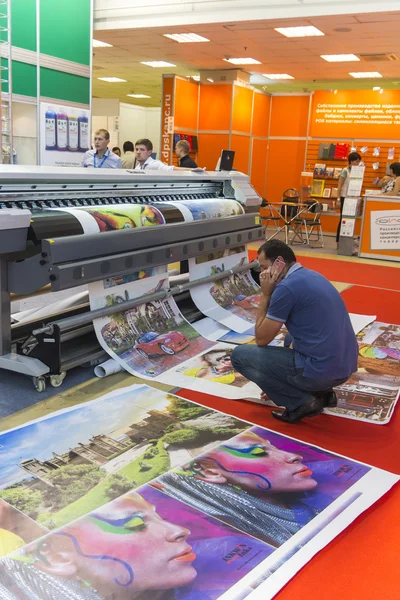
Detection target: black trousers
<box><xmin>336</xmin><ymin>196</ymin><xmax>345</xmax><ymax>243</ymax></box>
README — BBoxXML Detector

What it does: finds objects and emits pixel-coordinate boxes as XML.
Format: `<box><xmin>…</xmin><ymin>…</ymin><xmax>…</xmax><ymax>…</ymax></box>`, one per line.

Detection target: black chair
<box><xmin>291</xmin><ymin>202</ymin><xmax>324</xmax><ymax>247</ymax></box>
<box><xmin>260</xmin><ymin>198</ymin><xmax>281</xmax><ymax>233</ymax></box>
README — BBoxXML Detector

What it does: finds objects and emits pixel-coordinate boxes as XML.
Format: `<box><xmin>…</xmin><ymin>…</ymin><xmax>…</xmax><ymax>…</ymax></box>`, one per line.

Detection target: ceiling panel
<box><xmin>92</xmin><ymin>11</ymin><xmax>400</xmax><ymax>107</ymax></box>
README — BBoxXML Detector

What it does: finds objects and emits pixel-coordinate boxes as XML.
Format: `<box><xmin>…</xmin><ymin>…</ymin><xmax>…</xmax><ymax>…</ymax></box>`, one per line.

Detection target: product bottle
<box><xmin>78</xmin><ymin>113</ymin><xmax>89</xmax><ymax>152</ymax></box>
<box><xmin>45</xmin><ymin>107</ymin><xmax>57</xmax><ymax>150</ymax></box>
<box><xmin>56</xmin><ymin>110</ymin><xmax>68</xmax><ymax>151</ymax></box>
<box><xmin>68</xmin><ymin>114</ymin><xmax>78</xmax><ymax>151</ymax></box>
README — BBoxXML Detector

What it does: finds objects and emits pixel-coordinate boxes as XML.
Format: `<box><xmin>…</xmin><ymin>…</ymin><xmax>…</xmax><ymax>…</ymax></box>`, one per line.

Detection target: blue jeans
<box><xmin>231</xmin><ymin>345</ymin><xmax>348</xmax><ymax>412</ymax></box>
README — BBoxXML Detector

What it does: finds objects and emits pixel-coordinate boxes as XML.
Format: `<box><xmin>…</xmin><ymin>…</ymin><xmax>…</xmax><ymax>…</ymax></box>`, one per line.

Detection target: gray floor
<box><xmin>0</xmin><ymin>366</ymin><xmax>94</xmax><ymax>419</ymax></box>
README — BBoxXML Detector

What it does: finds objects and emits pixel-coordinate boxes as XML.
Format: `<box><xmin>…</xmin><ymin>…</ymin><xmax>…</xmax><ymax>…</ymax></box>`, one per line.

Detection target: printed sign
<box><xmin>40</xmin><ymin>102</ymin><xmax>90</xmax><ymax>167</ymax></box>
<box><xmin>370</xmin><ymin>210</ymin><xmax>400</xmax><ymax>250</ymax></box>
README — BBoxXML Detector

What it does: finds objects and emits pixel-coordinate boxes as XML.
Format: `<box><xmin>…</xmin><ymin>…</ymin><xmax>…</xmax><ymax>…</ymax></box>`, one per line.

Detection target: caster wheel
<box><xmin>49</xmin><ymin>372</ymin><xmax>66</xmax><ymax>388</ymax></box>
<box><xmin>33</xmin><ymin>376</ymin><xmax>46</xmax><ymax>393</ymax></box>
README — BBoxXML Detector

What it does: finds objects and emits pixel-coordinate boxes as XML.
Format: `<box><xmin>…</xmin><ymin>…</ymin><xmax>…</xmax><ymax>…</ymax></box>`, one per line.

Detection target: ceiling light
<box><xmin>191</xmin><ymin>75</ymin><xmax>200</xmax><ymax>81</ymax></box>
<box><xmin>97</xmin><ymin>77</ymin><xmax>127</xmax><ymax>83</ymax></box>
<box><xmin>93</xmin><ymin>39</ymin><xmax>113</xmax><ymax>48</ymax></box>
<box><xmin>163</xmin><ymin>33</ymin><xmax>209</xmax><ymax>43</ymax></box>
<box><xmin>223</xmin><ymin>58</ymin><xmax>261</xmax><ymax>65</ymax></box>
<box><xmin>207</xmin><ymin>78</ymin><xmax>214</xmax><ymax>83</ymax></box>
<box><xmin>262</xmin><ymin>73</ymin><xmax>294</xmax><ymax>80</ymax></box>
<box><xmin>349</xmin><ymin>71</ymin><xmax>382</xmax><ymax>78</ymax></box>
<box><xmin>275</xmin><ymin>26</ymin><xmax>324</xmax><ymax>38</ymax></box>
<box><xmin>373</xmin><ymin>86</ymin><xmax>381</xmax><ymax>91</ymax></box>
<box><xmin>321</xmin><ymin>54</ymin><xmax>360</xmax><ymax>62</ymax></box>
<box><xmin>141</xmin><ymin>61</ymin><xmax>176</xmax><ymax>68</ymax></box>
<box><xmin>127</xmin><ymin>94</ymin><xmax>151</xmax><ymax>98</ymax></box>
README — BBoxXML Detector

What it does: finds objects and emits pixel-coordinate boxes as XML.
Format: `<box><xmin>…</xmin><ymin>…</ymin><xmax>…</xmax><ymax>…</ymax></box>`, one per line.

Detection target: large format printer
<box><xmin>0</xmin><ymin>166</ymin><xmax>263</xmax><ymax>391</ymax></box>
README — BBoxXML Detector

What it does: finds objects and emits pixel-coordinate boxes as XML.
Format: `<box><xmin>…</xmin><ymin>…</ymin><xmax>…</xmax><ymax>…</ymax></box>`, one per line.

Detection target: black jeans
<box><xmin>336</xmin><ymin>196</ymin><xmax>345</xmax><ymax>243</ymax></box>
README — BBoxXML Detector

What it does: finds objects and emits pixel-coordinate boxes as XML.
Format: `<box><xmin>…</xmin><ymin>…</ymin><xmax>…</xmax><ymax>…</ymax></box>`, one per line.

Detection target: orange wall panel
<box><xmin>265</xmin><ymin>139</ymin><xmax>306</xmax><ymax>202</ymax></box>
<box><xmin>232</xmin><ymin>85</ymin><xmax>253</xmax><ymax>134</ymax></box>
<box><xmin>250</xmin><ymin>138</ymin><xmax>268</xmax><ymax>197</ymax></box>
<box><xmin>252</xmin><ymin>92</ymin><xmax>270</xmax><ymax>137</ymax></box>
<box><xmin>311</xmin><ymin>90</ymin><xmax>400</xmax><ymax>139</ymax></box>
<box><xmin>270</xmin><ymin>95</ymin><xmax>310</xmax><ymax>137</ymax></box>
<box><xmin>197</xmin><ymin>133</ymin><xmax>229</xmax><ymax>171</ymax></box>
<box><xmin>230</xmin><ymin>134</ymin><xmax>251</xmax><ymax>175</ymax></box>
<box><xmin>199</xmin><ymin>84</ymin><xmax>232</xmax><ymax>131</ymax></box>
<box><xmin>174</xmin><ymin>78</ymin><xmax>199</xmax><ymax>130</ymax></box>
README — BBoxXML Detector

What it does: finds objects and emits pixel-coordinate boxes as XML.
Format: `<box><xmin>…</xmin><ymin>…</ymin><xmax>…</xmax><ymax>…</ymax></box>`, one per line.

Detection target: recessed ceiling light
<box><xmin>163</xmin><ymin>33</ymin><xmax>210</xmax><ymax>43</ymax></box>
<box><xmin>191</xmin><ymin>75</ymin><xmax>200</xmax><ymax>81</ymax></box>
<box><xmin>127</xmin><ymin>94</ymin><xmax>151</xmax><ymax>98</ymax></box>
<box><xmin>141</xmin><ymin>61</ymin><xmax>176</xmax><ymax>68</ymax></box>
<box><xmin>262</xmin><ymin>73</ymin><xmax>294</xmax><ymax>80</ymax></box>
<box><xmin>321</xmin><ymin>54</ymin><xmax>360</xmax><ymax>62</ymax></box>
<box><xmin>93</xmin><ymin>39</ymin><xmax>113</xmax><ymax>48</ymax></box>
<box><xmin>373</xmin><ymin>86</ymin><xmax>381</xmax><ymax>91</ymax></box>
<box><xmin>275</xmin><ymin>26</ymin><xmax>324</xmax><ymax>38</ymax></box>
<box><xmin>349</xmin><ymin>71</ymin><xmax>382</xmax><ymax>78</ymax></box>
<box><xmin>97</xmin><ymin>77</ymin><xmax>127</xmax><ymax>83</ymax></box>
<box><xmin>223</xmin><ymin>57</ymin><xmax>261</xmax><ymax>65</ymax></box>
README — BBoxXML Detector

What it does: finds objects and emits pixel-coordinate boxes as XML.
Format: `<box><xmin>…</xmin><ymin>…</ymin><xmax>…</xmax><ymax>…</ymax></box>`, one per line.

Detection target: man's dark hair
<box><xmin>390</xmin><ymin>162</ymin><xmax>400</xmax><ymax>177</ymax></box>
<box><xmin>348</xmin><ymin>152</ymin><xmax>361</xmax><ymax>164</ymax></box>
<box><xmin>258</xmin><ymin>240</ymin><xmax>296</xmax><ymax>264</ymax></box>
<box><xmin>123</xmin><ymin>141</ymin><xmax>134</xmax><ymax>153</ymax></box>
<box><xmin>135</xmin><ymin>138</ymin><xmax>153</xmax><ymax>152</ymax></box>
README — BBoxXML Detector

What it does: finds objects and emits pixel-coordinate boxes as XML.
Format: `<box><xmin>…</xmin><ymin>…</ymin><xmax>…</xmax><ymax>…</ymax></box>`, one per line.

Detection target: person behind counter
<box><xmin>121</xmin><ymin>140</ymin><xmax>136</xmax><ymax>169</ymax></box>
<box><xmin>175</xmin><ymin>139</ymin><xmax>198</xmax><ymax>168</ymax></box>
<box><xmin>381</xmin><ymin>162</ymin><xmax>400</xmax><ymax>195</ymax></box>
<box><xmin>112</xmin><ymin>146</ymin><xmax>121</xmax><ymax>157</ymax></box>
<box><xmin>135</xmin><ymin>138</ymin><xmax>204</xmax><ymax>172</ymax></box>
<box><xmin>82</xmin><ymin>129</ymin><xmax>122</xmax><ymax>169</ymax></box>
<box><xmin>231</xmin><ymin>240</ymin><xmax>358</xmax><ymax>424</ymax></box>
<box><xmin>336</xmin><ymin>152</ymin><xmax>361</xmax><ymax>244</ymax></box>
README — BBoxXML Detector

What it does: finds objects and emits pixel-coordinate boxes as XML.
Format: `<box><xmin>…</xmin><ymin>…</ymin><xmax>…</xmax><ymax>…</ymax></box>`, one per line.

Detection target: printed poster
<box><xmin>0</xmin><ymin>390</ymin><xmax>396</xmax><ymax>600</ymax></box>
<box><xmin>40</xmin><ymin>102</ymin><xmax>90</xmax><ymax>168</ymax></box>
<box><xmin>370</xmin><ymin>210</ymin><xmax>400</xmax><ymax>250</ymax></box>
<box><xmin>189</xmin><ymin>247</ymin><xmax>261</xmax><ymax>334</ymax></box>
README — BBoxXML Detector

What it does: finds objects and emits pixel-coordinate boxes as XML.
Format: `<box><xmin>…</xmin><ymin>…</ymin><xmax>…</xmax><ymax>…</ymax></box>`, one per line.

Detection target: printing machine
<box><xmin>0</xmin><ymin>166</ymin><xmax>263</xmax><ymax>392</ymax></box>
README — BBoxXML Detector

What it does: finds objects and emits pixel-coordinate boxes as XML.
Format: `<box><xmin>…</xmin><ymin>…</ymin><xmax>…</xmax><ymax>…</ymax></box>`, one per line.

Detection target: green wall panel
<box><xmin>40</xmin><ymin>68</ymin><xmax>90</xmax><ymax>104</ymax></box>
<box><xmin>1</xmin><ymin>61</ymin><xmax>37</xmax><ymax>96</ymax></box>
<box><xmin>12</xmin><ymin>0</ymin><xmax>37</xmax><ymax>51</ymax></box>
<box><xmin>40</xmin><ymin>0</ymin><xmax>91</xmax><ymax>66</ymax></box>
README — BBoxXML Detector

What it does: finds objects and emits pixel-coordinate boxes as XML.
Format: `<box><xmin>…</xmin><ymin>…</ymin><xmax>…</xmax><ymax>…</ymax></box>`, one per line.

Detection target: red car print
<box><xmin>134</xmin><ymin>331</ymin><xmax>189</xmax><ymax>358</ymax></box>
<box><xmin>233</xmin><ymin>295</ymin><xmax>260</xmax><ymax>309</ymax></box>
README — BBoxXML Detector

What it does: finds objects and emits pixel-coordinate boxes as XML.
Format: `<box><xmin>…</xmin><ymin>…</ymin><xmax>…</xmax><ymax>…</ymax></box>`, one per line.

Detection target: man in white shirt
<box><xmin>134</xmin><ymin>138</ymin><xmax>174</xmax><ymax>171</ymax></box>
<box><xmin>82</xmin><ymin>129</ymin><xmax>122</xmax><ymax>169</ymax></box>
<box><xmin>134</xmin><ymin>138</ymin><xmax>204</xmax><ymax>172</ymax></box>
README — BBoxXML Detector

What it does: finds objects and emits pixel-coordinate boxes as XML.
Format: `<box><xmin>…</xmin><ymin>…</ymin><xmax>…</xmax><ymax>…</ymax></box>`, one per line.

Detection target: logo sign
<box><xmin>161</xmin><ymin>77</ymin><xmax>174</xmax><ymax>163</ymax></box>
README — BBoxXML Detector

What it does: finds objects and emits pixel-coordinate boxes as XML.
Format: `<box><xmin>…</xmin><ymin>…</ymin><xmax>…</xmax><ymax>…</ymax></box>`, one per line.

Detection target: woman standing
<box><xmin>336</xmin><ymin>152</ymin><xmax>361</xmax><ymax>245</ymax></box>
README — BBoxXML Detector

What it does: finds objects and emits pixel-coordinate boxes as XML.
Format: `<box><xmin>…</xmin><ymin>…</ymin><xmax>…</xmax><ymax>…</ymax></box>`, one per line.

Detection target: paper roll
<box><xmin>94</xmin><ymin>358</ymin><xmax>124</xmax><ymax>378</ymax></box>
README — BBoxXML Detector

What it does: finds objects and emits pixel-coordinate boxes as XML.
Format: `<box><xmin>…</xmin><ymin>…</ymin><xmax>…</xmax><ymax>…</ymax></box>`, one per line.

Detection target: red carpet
<box><xmin>342</xmin><ymin>285</ymin><xmax>400</xmax><ymax>325</ymax></box>
<box><xmin>179</xmin><ymin>258</ymin><xmax>400</xmax><ymax>600</ymax></box>
<box><xmin>248</xmin><ymin>249</ymin><xmax>400</xmax><ymax>291</ymax></box>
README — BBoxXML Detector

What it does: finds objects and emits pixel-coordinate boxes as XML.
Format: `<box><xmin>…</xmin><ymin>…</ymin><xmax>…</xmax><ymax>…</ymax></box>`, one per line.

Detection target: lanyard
<box><xmin>94</xmin><ymin>151</ymin><xmax>108</xmax><ymax>168</ymax></box>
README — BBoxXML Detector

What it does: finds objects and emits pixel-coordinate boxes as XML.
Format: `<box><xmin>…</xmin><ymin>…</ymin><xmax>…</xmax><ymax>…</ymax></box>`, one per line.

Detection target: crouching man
<box><xmin>231</xmin><ymin>240</ymin><xmax>358</xmax><ymax>423</ymax></box>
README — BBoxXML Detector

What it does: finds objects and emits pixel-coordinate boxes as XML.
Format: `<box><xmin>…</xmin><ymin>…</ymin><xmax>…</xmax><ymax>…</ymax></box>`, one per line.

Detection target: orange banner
<box><xmin>311</xmin><ymin>90</ymin><xmax>400</xmax><ymax>139</ymax></box>
<box><xmin>161</xmin><ymin>75</ymin><xmax>174</xmax><ymax>164</ymax></box>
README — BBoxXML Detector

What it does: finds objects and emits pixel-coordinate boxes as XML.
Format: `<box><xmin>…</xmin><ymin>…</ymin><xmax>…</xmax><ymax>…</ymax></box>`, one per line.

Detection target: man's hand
<box><xmin>259</xmin><ymin>266</ymin><xmax>284</xmax><ymax>298</ymax></box>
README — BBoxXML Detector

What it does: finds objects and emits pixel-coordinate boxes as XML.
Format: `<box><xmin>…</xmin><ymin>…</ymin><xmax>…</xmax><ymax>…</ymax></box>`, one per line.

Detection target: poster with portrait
<box><xmin>0</xmin><ymin>395</ymin><xmax>396</xmax><ymax>600</ymax></box>
<box><xmin>40</xmin><ymin>102</ymin><xmax>90</xmax><ymax>168</ymax></box>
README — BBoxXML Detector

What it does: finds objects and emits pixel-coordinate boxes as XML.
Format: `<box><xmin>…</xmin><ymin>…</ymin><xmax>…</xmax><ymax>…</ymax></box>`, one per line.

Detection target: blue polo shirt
<box><xmin>267</xmin><ymin>264</ymin><xmax>358</xmax><ymax>380</ymax></box>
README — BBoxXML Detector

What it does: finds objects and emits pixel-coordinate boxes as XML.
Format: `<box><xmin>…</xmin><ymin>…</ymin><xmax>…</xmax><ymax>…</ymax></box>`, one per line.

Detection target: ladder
<box><xmin>0</xmin><ymin>0</ymin><xmax>13</xmax><ymax>165</ymax></box>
